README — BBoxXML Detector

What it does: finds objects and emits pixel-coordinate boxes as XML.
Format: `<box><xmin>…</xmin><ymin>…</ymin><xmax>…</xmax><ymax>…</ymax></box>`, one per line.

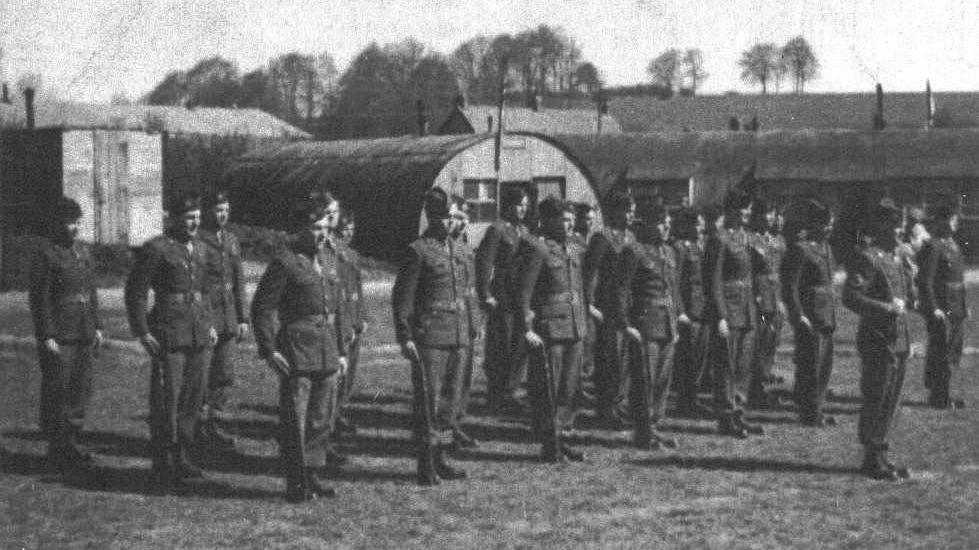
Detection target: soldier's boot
<box><xmin>540</xmin><ymin>439</ymin><xmax>568</xmax><ymax>464</ymax></box>
<box><xmin>416</xmin><ymin>444</ymin><xmax>440</xmax><ymax>486</ymax></box>
<box><xmin>674</xmin><ymin>396</ymin><xmax>714</xmax><ymax>419</ymax></box>
<box><xmin>451</xmin><ymin>427</ymin><xmax>479</xmax><ymax>449</ymax></box>
<box><xmin>878</xmin><ymin>446</ymin><xmax>911</xmax><ymax>479</ymax></box>
<box><xmin>650</xmin><ymin>426</ymin><xmax>678</xmax><ymax>449</ymax></box>
<box><xmin>199</xmin><ymin>420</ymin><xmax>236</xmax><ymax>454</ymax></box>
<box><xmin>860</xmin><ymin>446</ymin><xmax>899</xmax><ymax>481</ymax></box>
<box><xmin>434</xmin><ymin>448</ymin><xmax>467</xmax><ymax>480</ymax></box>
<box><xmin>718</xmin><ymin>414</ymin><xmax>748</xmax><ymax>439</ymax></box>
<box><xmin>149</xmin><ymin>446</ymin><xmax>185</xmax><ymax>495</ymax></box>
<box><xmin>174</xmin><ymin>445</ymin><xmax>204</xmax><ymax>480</ymax></box>
<box><xmin>733</xmin><ymin>410</ymin><xmax>764</xmax><ymax>436</ymax></box>
<box><xmin>334</xmin><ymin>415</ymin><xmax>358</xmax><ymax>436</ymax></box>
<box><xmin>559</xmin><ymin>441</ymin><xmax>584</xmax><ymax>462</ymax></box>
<box><xmin>304</xmin><ymin>468</ymin><xmax>337</xmax><ymax>498</ymax></box>
<box><xmin>285</xmin><ymin>478</ymin><xmax>313</xmax><ymax>503</ymax></box>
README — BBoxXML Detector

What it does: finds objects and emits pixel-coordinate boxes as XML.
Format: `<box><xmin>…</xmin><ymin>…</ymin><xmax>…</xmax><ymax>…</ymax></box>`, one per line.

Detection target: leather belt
<box><xmin>724</xmin><ymin>280</ymin><xmax>752</xmax><ymax>287</ymax></box>
<box><xmin>58</xmin><ymin>292</ymin><xmax>89</xmax><ymax>305</ymax></box>
<box><xmin>163</xmin><ymin>291</ymin><xmax>203</xmax><ymax>304</ymax></box>
<box><xmin>544</xmin><ymin>292</ymin><xmax>578</xmax><ymax>305</ymax></box>
<box><xmin>424</xmin><ymin>299</ymin><xmax>467</xmax><ymax>312</ymax></box>
<box><xmin>282</xmin><ymin>313</ymin><xmax>336</xmax><ymax>326</ymax></box>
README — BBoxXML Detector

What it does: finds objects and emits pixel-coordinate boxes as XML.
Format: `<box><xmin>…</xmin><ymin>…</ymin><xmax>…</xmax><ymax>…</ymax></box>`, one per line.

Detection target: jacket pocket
<box><xmin>537</xmin><ymin>302</ymin><xmax>575</xmax><ymax>340</ymax></box>
<box><xmin>284</xmin><ymin>320</ymin><xmax>329</xmax><ymax>374</ymax></box>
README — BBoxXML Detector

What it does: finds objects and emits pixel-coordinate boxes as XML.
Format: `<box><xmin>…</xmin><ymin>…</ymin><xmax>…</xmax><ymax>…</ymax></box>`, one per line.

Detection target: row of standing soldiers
<box><xmin>395</xmin><ymin>185</ymin><xmax>967</xmax><ymax>485</ymax></box>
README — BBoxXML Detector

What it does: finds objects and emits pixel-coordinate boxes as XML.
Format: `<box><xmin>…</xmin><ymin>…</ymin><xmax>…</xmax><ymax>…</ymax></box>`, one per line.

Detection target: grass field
<box><xmin>1</xmin><ymin>268</ymin><xmax>978</xmax><ymax>549</ymax></box>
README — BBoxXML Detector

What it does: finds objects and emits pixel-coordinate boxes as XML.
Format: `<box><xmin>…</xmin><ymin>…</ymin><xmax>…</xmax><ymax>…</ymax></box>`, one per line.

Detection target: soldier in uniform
<box><xmin>251</xmin><ymin>191</ymin><xmax>347</xmax><ymax>502</ymax></box>
<box><xmin>782</xmin><ymin>199</ymin><xmax>838</xmax><ymax>426</ymax></box>
<box><xmin>199</xmin><ymin>190</ymin><xmax>248</xmax><ymax>452</ymax></box>
<box><xmin>746</xmin><ymin>200</ymin><xmax>787</xmax><ymax>409</ymax></box>
<box><xmin>126</xmin><ymin>193</ymin><xmax>218</xmax><ymax>492</ymax></box>
<box><xmin>585</xmin><ymin>191</ymin><xmax>636</xmax><ymax>428</ymax></box>
<box><xmin>333</xmin><ymin>209</ymin><xmax>367</xmax><ymax>438</ymax></box>
<box><xmin>448</xmin><ymin>196</ymin><xmax>480</xmax><ymax>448</ymax></box>
<box><xmin>917</xmin><ymin>201</ymin><xmax>968</xmax><ymax>409</ymax></box>
<box><xmin>29</xmin><ymin>196</ymin><xmax>104</xmax><ymax>472</ymax></box>
<box><xmin>572</xmin><ymin>202</ymin><xmax>598</xmax><ymax>407</ymax></box>
<box><xmin>614</xmin><ymin>210</ymin><xmax>682</xmax><ymax>449</ymax></box>
<box><xmin>843</xmin><ymin>198</ymin><xmax>915</xmax><ymax>481</ymax></box>
<box><xmin>392</xmin><ymin>188</ymin><xmax>476</xmax><ymax>485</ymax></box>
<box><xmin>670</xmin><ymin>207</ymin><xmax>712</xmax><ymax>418</ymax></box>
<box><xmin>516</xmin><ymin>196</ymin><xmax>587</xmax><ymax>463</ymax></box>
<box><xmin>475</xmin><ymin>187</ymin><xmax>530</xmax><ymax>415</ymax></box>
<box><xmin>708</xmin><ymin>188</ymin><xmax>764</xmax><ymax>438</ymax></box>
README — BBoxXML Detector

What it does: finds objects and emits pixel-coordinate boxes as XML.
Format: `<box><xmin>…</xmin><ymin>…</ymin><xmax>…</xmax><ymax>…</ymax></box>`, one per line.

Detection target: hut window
<box><xmin>463</xmin><ymin>178</ymin><xmax>498</xmax><ymax>223</ymax></box>
<box><xmin>533</xmin><ymin>176</ymin><xmax>566</xmax><ymax>200</ymax></box>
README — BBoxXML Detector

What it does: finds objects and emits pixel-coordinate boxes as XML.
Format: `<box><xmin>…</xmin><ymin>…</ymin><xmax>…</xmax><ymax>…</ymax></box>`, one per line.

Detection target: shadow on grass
<box><xmin>627</xmin><ymin>454</ymin><xmax>857</xmax><ymax>476</ymax></box>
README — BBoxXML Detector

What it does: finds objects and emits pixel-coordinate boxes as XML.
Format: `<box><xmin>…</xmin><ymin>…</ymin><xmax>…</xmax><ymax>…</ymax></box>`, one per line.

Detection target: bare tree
<box><xmin>647</xmin><ymin>49</ymin><xmax>681</xmax><ymax>95</ymax></box>
<box><xmin>739</xmin><ymin>43</ymin><xmax>780</xmax><ymax>95</ymax></box>
<box><xmin>781</xmin><ymin>36</ymin><xmax>819</xmax><ymax>94</ymax></box>
<box><xmin>681</xmin><ymin>48</ymin><xmax>709</xmax><ymax>95</ymax></box>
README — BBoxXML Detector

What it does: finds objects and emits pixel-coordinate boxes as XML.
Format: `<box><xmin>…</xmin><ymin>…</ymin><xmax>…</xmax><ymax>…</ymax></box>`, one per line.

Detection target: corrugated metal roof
<box><xmin>0</xmin><ymin>101</ymin><xmax>310</xmax><ymax>138</ymax></box>
<box><xmin>554</xmin><ymin>128</ymin><xmax>979</xmax><ymax>205</ymax></box>
<box><xmin>610</xmin><ymin>92</ymin><xmax>979</xmax><ymax>133</ymax></box>
<box><xmin>451</xmin><ymin>104</ymin><xmax>621</xmax><ymax>135</ymax></box>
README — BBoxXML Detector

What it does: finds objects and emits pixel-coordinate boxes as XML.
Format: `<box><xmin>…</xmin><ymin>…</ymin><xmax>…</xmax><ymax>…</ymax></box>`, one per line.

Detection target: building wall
<box><xmin>422</xmin><ymin>135</ymin><xmax>599</xmax><ymax>244</ymax></box>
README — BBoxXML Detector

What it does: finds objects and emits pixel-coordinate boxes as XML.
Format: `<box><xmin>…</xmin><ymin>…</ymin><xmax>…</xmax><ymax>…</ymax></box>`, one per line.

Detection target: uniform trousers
<box><xmin>793</xmin><ymin>328</ymin><xmax>835</xmax><ymax>421</ymax></box>
<box><xmin>858</xmin><ymin>346</ymin><xmax>908</xmax><ymax>449</ymax></box>
<box><xmin>483</xmin><ymin>309</ymin><xmax>525</xmax><ymax>405</ymax></box>
<box><xmin>279</xmin><ymin>371</ymin><xmax>339</xmax><ymax>489</ymax></box>
<box><xmin>527</xmin><ymin>339</ymin><xmax>583</xmax><ymax>455</ymax></box>
<box><xmin>627</xmin><ymin>337</ymin><xmax>676</xmax><ymax>428</ymax></box>
<box><xmin>923</xmin><ymin>317</ymin><xmax>965</xmax><ymax>402</ymax></box>
<box><xmin>594</xmin><ymin>321</ymin><xmax>628</xmax><ymax>414</ymax></box>
<box><xmin>150</xmin><ymin>344</ymin><xmax>210</xmax><ymax>470</ymax></box>
<box><xmin>712</xmin><ymin>326</ymin><xmax>754</xmax><ymax>416</ymax></box>
<box><xmin>38</xmin><ymin>342</ymin><xmax>94</xmax><ymax>455</ymax></box>
<box><xmin>749</xmin><ymin>311</ymin><xmax>783</xmax><ymax>401</ymax></box>
<box><xmin>413</xmin><ymin>346</ymin><xmax>472</xmax><ymax>448</ymax></box>
<box><xmin>206</xmin><ymin>332</ymin><xmax>236</xmax><ymax>413</ymax></box>
<box><xmin>673</xmin><ymin>320</ymin><xmax>710</xmax><ymax>405</ymax></box>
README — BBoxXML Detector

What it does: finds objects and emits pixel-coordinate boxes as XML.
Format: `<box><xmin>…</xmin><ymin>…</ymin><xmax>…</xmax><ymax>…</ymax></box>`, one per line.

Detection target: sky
<box><xmin>0</xmin><ymin>0</ymin><xmax>975</xmax><ymax>103</ymax></box>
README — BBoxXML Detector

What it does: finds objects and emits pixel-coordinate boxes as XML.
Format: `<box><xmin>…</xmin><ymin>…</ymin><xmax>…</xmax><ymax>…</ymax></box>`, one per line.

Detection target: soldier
<box><xmin>782</xmin><ymin>199</ymin><xmax>838</xmax><ymax>426</ymax></box>
<box><xmin>843</xmin><ymin>198</ymin><xmax>916</xmax><ymax>480</ymax></box>
<box><xmin>746</xmin><ymin>200</ymin><xmax>787</xmax><ymax>409</ymax></box>
<box><xmin>448</xmin><ymin>196</ymin><xmax>480</xmax><ymax>448</ymax></box>
<box><xmin>333</xmin><ymin>209</ymin><xmax>367</xmax><ymax>438</ymax></box>
<box><xmin>392</xmin><ymin>188</ymin><xmax>476</xmax><ymax>485</ymax></box>
<box><xmin>917</xmin><ymin>200</ymin><xmax>968</xmax><ymax>409</ymax></box>
<box><xmin>475</xmin><ymin>187</ymin><xmax>531</xmax><ymax>415</ymax></box>
<box><xmin>573</xmin><ymin>202</ymin><xmax>598</xmax><ymax>407</ymax></box>
<box><xmin>198</xmin><ymin>190</ymin><xmax>248</xmax><ymax>453</ymax></box>
<box><xmin>125</xmin><ymin>192</ymin><xmax>218</xmax><ymax>492</ymax></box>
<box><xmin>516</xmin><ymin>196</ymin><xmax>587</xmax><ymax>463</ymax></box>
<box><xmin>29</xmin><ymin>196</ymin><xmax>104</xmax><ymax>473</ymax></box>
<box><xmin>708</xmin><ymin>188</ymin><xmax>764</xmax><ymax>438</ymax></box>
<box><xmin>670</xmin><ymin>207</ymin><xmax>712</xmax><ymax>418</ymax></box>
<box><xmin>615</xmin><ymin>210</ymin><xmax>682</xmax><ymax>449</ymax></box>
<box><xmin>251</xmin><ymin>191</ymin><xmax>347</xmax><ymax>502</ymax></box>
<box><xmin>585</xmin><ymin>191</ymin><xmax>636</xmax><ymax>428</ymax></box>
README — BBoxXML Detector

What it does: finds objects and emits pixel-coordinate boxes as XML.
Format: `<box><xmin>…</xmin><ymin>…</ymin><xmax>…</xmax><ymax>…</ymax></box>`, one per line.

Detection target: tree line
<box><xmin>141</xmin><ymin>28</ymin><xmax>821</xmax><ymax>138</ymax></box>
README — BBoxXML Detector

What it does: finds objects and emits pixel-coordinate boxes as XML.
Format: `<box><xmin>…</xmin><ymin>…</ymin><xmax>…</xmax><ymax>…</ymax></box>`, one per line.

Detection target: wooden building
<box><xmin>225</xmin><ymin>132</ymin><xmax>598</xmax><ymax>260</ymax></box>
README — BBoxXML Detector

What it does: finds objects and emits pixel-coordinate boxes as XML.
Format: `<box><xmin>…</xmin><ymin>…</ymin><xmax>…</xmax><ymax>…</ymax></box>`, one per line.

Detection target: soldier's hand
<box><xmin>589</xmin><ymin>305</ymin><xmax>604</xmax><ymax>322</ymax></box>
<box><xmin>678</xmin><ymin>313</ymin><xmax>691</xmax><ymax>325</ymax></box>
<box><xmin>718</xmin><ymin>319</ymin><xmax>730</xmax><ymax>339</ymax></box>
<box><xmin>43</xmin><ymin>338</ymin><xmax>60</xmax><ymax>355</ymax></box>
<box><xmin>235</xmin><ymin>323</ymin><xmax>249</xmax><ymax>342</ymax></box>
<box><xmin>208</xmin><ymin>327</ymin><xmax>219</xmax><ymax>346</ymax></box>
<box><xmin>93</xmin><ymin>330</ymin><xmax>105</xmax><ymax>349</ymax></box>
<box><xmin>484</xmin><ymin>296</ymin><xmax>499</xmax><ymax>310</ymax></box>
<box><xmin>357</xmin><ymin>321</ymin><xmax>369</xmax><ymax>334</ymax></box>
<box><xmin>891</xmin><ymin>298</ymin><xmax>906</xmax><ymax>315</ymax></box>
<box><xmin>268</xmin><ymin>352</ymin><xmax>290</xmax><ymax>377</ymax></box>
<box><xmin>525</xmin><ymin>330</ymin><xmax>543</xmax><ymax>348</ymax></box>
<box><xmin>778</xmin><ymin>301</ymin><xmax>788</xmax><ymax>317</ymax></box>
<box><xmin>624</xmin><ymin>326</ymin><xmax>641</xmax><ymax>342</ymax></box>
<box><xmin>932</xmin><ymin>309</ymin><xmax>947</xmax><ymax>322</ymax></box>
<box><xmin>798</xmin><ymin>316</ymin><xmax>814</xmax><ymax>332</ymax></box>
<box><xmin>401</xmin><ymin>341</ymin><xmax>419</xmax><ymax>361</ymax></box>
<box><xmin>338</xmin><ymin>356</ymin><xmax>349</xmax><ymax>377</ymax></box>
<box><xmin>139</xmin><ymin>334</ymin><xmax>161</xmax><ymax>356</ymax></box>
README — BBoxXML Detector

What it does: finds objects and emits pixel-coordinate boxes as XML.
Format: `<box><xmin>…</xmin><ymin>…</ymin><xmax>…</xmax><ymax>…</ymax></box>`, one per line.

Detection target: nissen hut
<box><xmin>226</xmin><ymin>132</ymin><xmax>598</xmax><ymax>260</ymax></box>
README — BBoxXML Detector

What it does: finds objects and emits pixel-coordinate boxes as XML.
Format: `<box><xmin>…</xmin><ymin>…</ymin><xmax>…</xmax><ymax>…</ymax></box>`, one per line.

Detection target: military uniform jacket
<box><xmin>337</xmin><ymin>241</ymin><xmax>366</xmax><ymax>343</ymax></box>
<box><xmin>709</xmin><ymin>227</ymin><xmax>756</xmax><ymax>330</ymax></box>
<box><xmin>615</xmin><ymin>242</ymin><xmax>682</xmax><ymax>341</ymax></box>
<box><xmin>201</xmin><ymin>228</ymin><xmax>248</xmax><ymax>334</ymax></box>
<box><xmin>475</xmin><ymin>220</ymin><xmax>527</xmax><ymax>310</ymax></box>
<box><xmin>126</xmin><ymin>233</ymin><xmax>213</xmax><ymax>350</ymax></box>
<box><xmin>585</xmin><ymin>227</ymin><xmax>636</xmax><ymax>312</ymax></box>
<box><xmin>672</xmin><ymin>238</ymin><xmax>708</xmax><ymax>322</ymax></box>
<box><xmin>392</xmin><ymin>230</ymin><xmax>478</xmax><ymax>348</ymax></box>
<box><xmin>781</xmin><ymin>239</ymin><xmax>837</xmax><ymax>332</ymax></box>
<box><xmin>751</xmin><ymin>232</ymin><xmax>786</xmax><ymax>316</ymax></box>
<box><xmin>916</xmin><ymin>236</ymin><xmax>967</xmax><ymax>320</ymax></box>
<box><xmin>252</xmin><ymin>240</ymin><xmax>346</xmax><ymax>375</ymax></box>
<box><xmin>516</xmin><ymin>235</ymin><xmax>587</xmax><ymax>342</ymax></box>
<box><xmin>843</xmin><ymin>244</ymin><xmax>914</xmax><ymax>354</ymax></box>
<box><xmin>30</xmin><ymin>239</ymin><xmax>101</xmax><ymax>344</ymax></box>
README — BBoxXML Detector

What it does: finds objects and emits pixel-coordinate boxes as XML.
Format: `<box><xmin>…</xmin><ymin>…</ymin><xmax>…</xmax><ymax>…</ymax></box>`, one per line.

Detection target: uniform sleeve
<box><xmin>250</xmin><ymin>257</ymin><xmax>288</xmax><ymax>359</ymax></box>
<box><xmin>515</xmin><ymin>240</ymin><xmax>544</xmax><ymax>334</ymax></box>
<box><xmin>391</xmin><ymin>246</ymin><xmax>421</xmax><ymax>345</ymax></box>
<box><xmin>709</xmin><ymin>235</ymin><xmax>730</xmax><ymax>322</ymax></box>
<box><xmin>125</xmin><ymin>242</ymin><xmax>160</xmax><ymax>337</ymax></box>
<box><xmin>916</xmin><ymin>240</ymin><xmax>939</xmax><ymax>314</ymax></box>
<box><xmin>613</xmin><ymin>245</ymin><xmax>638</xmax><ymax>329</ymax></box>
<box><xmin>232</xmin><ymin>235</ymin><xmax>249</xmax><ymax>324</ymax></box>
<box><xmin>583</xmin><ymin>232</ymin><xmax>608</xmax><ymax>307</ymax></box>
<box><xmin>474</xmin><ymin>224</ymin><xmax>500</xmax><ymax>303</ymax></box>
<box><xmin>781</xmin><ymin>243</ymin><xmax>805</xmax><ymax>324</ymax></box>
<box><xmin>842</xmin><ymin>252</ymin><xmax>894</xmax><ymax>318</ymax></box>
<box><xmin>28</xmin><ymin>245</ymin><xmax>55</xmax><ymax>341</ymax></box>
